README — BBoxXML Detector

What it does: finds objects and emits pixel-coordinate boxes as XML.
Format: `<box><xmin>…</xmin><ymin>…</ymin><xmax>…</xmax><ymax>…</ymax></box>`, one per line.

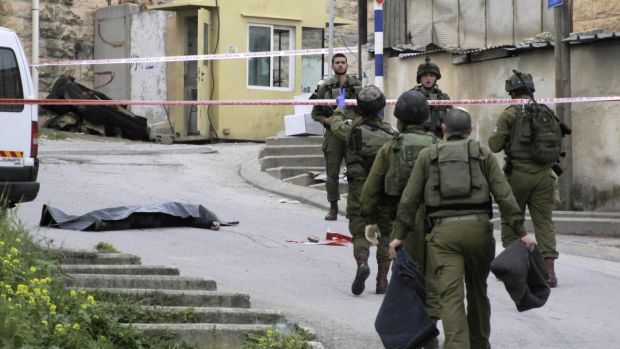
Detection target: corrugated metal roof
<box><xmin>563</xmin><ymin>31</ymin><xmax>620</xmax><ymax>44</ymax></box>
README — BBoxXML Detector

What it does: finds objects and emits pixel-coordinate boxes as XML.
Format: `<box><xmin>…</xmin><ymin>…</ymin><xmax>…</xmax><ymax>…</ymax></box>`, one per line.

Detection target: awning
<box><xmin>147</xmin><ymin>0</ymin><xmax>216</xmax><ymax>11</ymax></box>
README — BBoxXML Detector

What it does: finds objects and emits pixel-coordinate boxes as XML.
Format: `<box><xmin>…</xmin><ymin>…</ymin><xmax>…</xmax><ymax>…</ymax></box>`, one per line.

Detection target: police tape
<box><xmin>2</xmin><ymin>96</ymin><xmax>620</xmax><ymax>106</ymax></box>
<box><xmin>31</xmin><ymin>47</ymin><xmax>358</xmax><ymax>67</ymax></box>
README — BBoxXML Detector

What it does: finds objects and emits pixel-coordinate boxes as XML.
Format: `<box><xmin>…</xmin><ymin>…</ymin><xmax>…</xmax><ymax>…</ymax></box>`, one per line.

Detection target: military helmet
<box><xmin>505</xmin><ymin>72</ymin><xmax>535</xmax><ymax>93</ymax></box>
<box><xmin>356</xmin><ymin>85</ymin><xmax>386</xmax><ymax>116</ymax></box>
<box><xmin>416</xmin><ymin>56</ymin><xmax>442</xmax><ymax>83</ymax></box>
<box><xmin>394</xmin><ymin>90</ymin><xmax>429</xmax><ymax>124</ymax></box>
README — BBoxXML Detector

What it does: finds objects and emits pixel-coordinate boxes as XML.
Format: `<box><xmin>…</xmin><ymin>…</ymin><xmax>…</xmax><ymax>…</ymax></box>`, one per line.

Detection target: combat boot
<box><xmin>324</xmin><ymin>201</ymin><xmax>338</xmax><ymax>221</ymax></box>
<box><xmin>351</xmin><ymin>252</ymin><xmax>370</xmax><ymax>295</ymax></box>
<box><xmin>544</xmin><ymin>258</ymin><xmax>558</xmax><ymax>288</ymax></box>
<box><xmin>375</xmin><ymin>261</ymin><xmax>390</xmax><ymax>294</ymax></box>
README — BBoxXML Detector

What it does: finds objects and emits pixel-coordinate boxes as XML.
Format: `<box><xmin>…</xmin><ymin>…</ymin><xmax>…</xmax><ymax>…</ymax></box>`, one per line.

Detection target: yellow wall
<box><xmin>212</xmin><ymin>0</ymin><xmax>327</xmax><ymax>141</ymax></box>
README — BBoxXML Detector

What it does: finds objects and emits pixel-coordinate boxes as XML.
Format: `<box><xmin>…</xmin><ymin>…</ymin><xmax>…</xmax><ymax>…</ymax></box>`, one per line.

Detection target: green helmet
<box><xmin>416</xmin><ymin>57</ymin><xmax>441</xmax><ymax>83</ymax></box>
<box><xmin>505</xmin><ymin>72</ymin><xmax>535</xmax><ymax>93</ymax></box>
<box><xmin>356</xmin><ymin>85</ymin><xmax>386</xmax><ymax>116</ymax></box>
<box><xmin>394</xmin><ymin>90</ymin><xmax>429</xmax><ymax>125</ymax></box>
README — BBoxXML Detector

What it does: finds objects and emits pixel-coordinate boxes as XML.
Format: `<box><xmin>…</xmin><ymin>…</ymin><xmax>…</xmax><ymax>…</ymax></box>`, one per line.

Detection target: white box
<box><xmin>293</xmin><ymin>94</ymin><xmax>313</xmax><ymax>115</ymax></box>
<box><xmin>284</xmin><ymin>114</ymin><xmax>324</xmax><ymax>136</ymax></box>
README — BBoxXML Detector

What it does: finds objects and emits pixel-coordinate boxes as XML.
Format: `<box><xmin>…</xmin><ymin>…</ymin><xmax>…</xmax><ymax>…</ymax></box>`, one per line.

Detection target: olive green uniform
<box><xmin>393</xmin><ymin>137</ymin><xmax>525</xmax><ymax>349</ymax></box>
<box><xmin>360</xmin><ymin>124</ymin><xmax>441</xmax><ymax>318</ymax></box>
<box><xmin>330</xmin><ymin>108</ymin><xmax>394</xmax><ymax>263</ymax></box>
<box><xmin>311</xmin><ymin>76</ymin><xmax>361</xmax><ymax>202</ymax></box>
<box><xmin>488</xmin><ymin>106</ymin><xmax>558</xmax><ymax>259</ymax></box>
<box><xmin>411</xmin><ymin>85</ymin><xmax>452</xmax><ymax>138</ymax></box>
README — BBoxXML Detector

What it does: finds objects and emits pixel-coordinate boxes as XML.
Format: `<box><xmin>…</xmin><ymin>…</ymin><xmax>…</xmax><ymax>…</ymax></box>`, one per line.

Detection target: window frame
<box><xmin>0</xmin><ymin>46</ymin><xmax>25</xmax><ymax>113</ymax></box>
<box><xmin>246</xmin><ymin>24</ymin><xmax>296</xmax><ymax>91</ymax></box>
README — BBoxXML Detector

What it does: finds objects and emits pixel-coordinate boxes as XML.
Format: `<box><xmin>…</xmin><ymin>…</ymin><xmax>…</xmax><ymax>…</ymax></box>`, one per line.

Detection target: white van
<box><xmin>0</xmin><ymin>27</ymin><xmax>39</xmax><ymax>208</ymax></box>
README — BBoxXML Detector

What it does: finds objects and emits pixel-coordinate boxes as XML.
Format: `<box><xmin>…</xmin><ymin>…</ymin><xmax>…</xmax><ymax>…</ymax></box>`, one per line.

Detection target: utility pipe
<box><xmin>328</xmin><ymin>0</ymin><xmax>334</xmax><ymax>78</ymax></box>
<box><xmin>31</xmin><ymin>0</ymin><xmax>39</xmax><ymax>97</ymax></box>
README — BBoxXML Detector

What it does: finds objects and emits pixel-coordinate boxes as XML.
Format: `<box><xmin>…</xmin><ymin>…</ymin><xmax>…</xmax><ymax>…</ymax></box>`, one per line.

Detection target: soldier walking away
<box><xmin>360</xmin><ymin>90</ymin><xmax>441</xmax><ymax>309</ymax></box>
<box><xmin>311</xmin><ymin>53</ymin><xmax>362</xmax><ymax>221</ymax></box>
<box><xmin>488</xmin><ymin>71</ymin><xmax>570</xmax><ymax>288</ymax></box>
<box><xmin>328</xmin><ymin>85</ymin><xmax>395</xmax><ymax>296</ymax></box>
<box><xmin>411</xmin><ymin>57</ymin><xmax>452</xmax><ymax>138</ymax></box>
<box><xmin>390</xmin><ymin>108</ymin><xmax>535</xmax><ymax>349</ymax></box>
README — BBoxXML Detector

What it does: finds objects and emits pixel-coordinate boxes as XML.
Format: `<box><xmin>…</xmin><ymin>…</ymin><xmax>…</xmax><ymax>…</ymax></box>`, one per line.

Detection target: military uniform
<box><xmin>311</xmin><ymin>76</ymin><xmax>361</xmax><ymax>204</ymax></box>
<box><xmin>488</xmin><ymin>106</ymin><xmax>558</xmax><ymax>259</ymax></box>
<box><xmin>330</xmin><ymin>107</ymin><xmax>395</xmax><ymax>292</ymax></box>
<box><xmin>360</xmin><ymin>124</ymin><xmax>441</xmax><ymax>317</ymax></box>
<box><xmin>411</xmin><ymin>85</ymin><xmax>452</xmax><ymax>138</ymax></box>
<box><xmin>393</xmin><ymin>137</ymin><xmax>525</xmax><ymax>349</ymax></box>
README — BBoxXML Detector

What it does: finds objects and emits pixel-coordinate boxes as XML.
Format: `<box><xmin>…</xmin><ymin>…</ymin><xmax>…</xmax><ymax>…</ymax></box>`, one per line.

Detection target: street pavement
<box><xmin>15</xmin><ymin>136</ymin><xmax>620</xmax><ymax>348</ymax></box>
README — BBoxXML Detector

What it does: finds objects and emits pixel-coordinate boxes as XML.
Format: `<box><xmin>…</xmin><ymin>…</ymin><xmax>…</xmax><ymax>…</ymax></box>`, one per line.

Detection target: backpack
<box><xmin>509</xmin><ymin>104</ymin><xmax>563</xmax><ymax>164</ymax></box>
<box><xmin>384</xmin><ymin>132</ymin><xmax>437</xmax><ymax>197</ymax></box>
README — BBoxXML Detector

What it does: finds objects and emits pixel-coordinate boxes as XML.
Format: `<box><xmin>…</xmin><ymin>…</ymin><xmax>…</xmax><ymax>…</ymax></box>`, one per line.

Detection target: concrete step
<box><xmin>266</xmin><ymin>135</ymin><xmax>323</xmax><ymax>146</ymax></box>
<box><xmin>61</xmin><ymin>253</ymin><xmax>141</xmax><ymax>265</ymax></box>
<box><xmin>65</xmin><ymin>274</ymin><xmax>217</xmax><ymax>291</ymax></box>
<box><xmin>259</xmin><ymin>144</ymin><xmax>322</xmax><ymax>158</ymax></box>
<box><xmin>265</xmin><ymin>166</ymin><xmax>324</xmax><ymax>180</ymax></box>
<box><xmin>308</xmin><ymin>181</ymin><xmax>349</xmax><ymax>194</ymax></box>
<box><xmin>283</xmin><ymin>172</ymin><xmax>320</xmax><ymax>187</ymax></box>
<box><xmin>141</xmin><ymin>306</ymin><xmax>286</xmax><ymax>324</ymax></box>
<box><xmin>260</xmin><ymin>155</ymin><xmax>325</xmax><ymax>171</ymax></box>
<box><xmin>76</xmin><ymin>287</ymin><xmax>250</xmax><ymax>308</ymax></box>
<box><xmin>131</xmin><ymin>323</ymin><xmax>273</xmax><ymax>349</ymax></box>
<box><xmin>61</xmin><ymin>264</ymin><xmax>180</xmax><ymax>276</ymax></box>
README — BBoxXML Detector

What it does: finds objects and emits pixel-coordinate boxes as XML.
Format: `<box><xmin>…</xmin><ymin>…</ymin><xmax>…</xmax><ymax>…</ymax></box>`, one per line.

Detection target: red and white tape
<box><xmin>32</xmin><ymin>47</ymin><xmax>357</xmax><ymax>67</ymax></box>
<box><xmin>2</xmin><ymin>96</ymin><xmax>620</xmax><ymax>106</ymax></box>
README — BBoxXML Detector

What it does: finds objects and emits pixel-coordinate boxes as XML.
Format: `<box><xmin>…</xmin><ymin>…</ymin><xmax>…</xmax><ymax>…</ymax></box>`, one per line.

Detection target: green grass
<box><xmin>0</xmin><ymin>209</ymin><xmax>194</xmax><ymax>349</ymax></box>
<box><xmin>39</xmin><ymin>127</ymin><xmax>71</xmax><ymax>140</ymax></box>
<box><xmin>94</xmin><ymin>242</ymin><xmax>120</xmax><ymax>253</ymax></box>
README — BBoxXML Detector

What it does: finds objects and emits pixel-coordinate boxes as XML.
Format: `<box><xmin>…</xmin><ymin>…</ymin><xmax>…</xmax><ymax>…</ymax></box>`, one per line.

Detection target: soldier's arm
<box><xmin>361</xmin><ymin>146</ymin><xmax>390</xmax><ymax>224</ymax></box>
<box><xmin>483</xmin><ymin>148</ymin><xmax>526</xmax><ymax>237</ymax></box>
<box><xmin>329</xmin><ymin>108</ymin><xmax>351</xmax><ymax>141</ymax></box>
<box><xmin>488</xmin><ymin>109</ymin><xmax>512</xmax><ymax>153</ymax></box>
<box><xmin>311</xmin><ymin>84</ymin><xmax>328</xmax><ymax>123</ymax></box>
<box><xmin>391</xmin><ymin>149</ymin><xmax>428</xmax><ymax>240</ymax></box>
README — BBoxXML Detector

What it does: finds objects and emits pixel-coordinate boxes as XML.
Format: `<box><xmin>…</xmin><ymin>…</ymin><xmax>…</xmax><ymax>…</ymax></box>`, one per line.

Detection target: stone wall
<box><xmin>573</xmin><ymin>0</ymin><xmax>620</xmax><ymax>32</ymax></box>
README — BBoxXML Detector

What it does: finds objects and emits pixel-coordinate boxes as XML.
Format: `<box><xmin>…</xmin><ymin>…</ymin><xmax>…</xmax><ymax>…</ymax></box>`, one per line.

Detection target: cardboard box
<box><xmin>284</xmin><ymin>114</ymin><xmax>324</xmax><ymax>136</ymax></box>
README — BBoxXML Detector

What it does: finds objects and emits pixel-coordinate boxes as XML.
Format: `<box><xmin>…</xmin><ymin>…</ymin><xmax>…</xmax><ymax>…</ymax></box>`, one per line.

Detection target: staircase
<box><xmin>60</xmin><ymin>249</ymin><xmax>324</xmax><ymax>349</ymax></box>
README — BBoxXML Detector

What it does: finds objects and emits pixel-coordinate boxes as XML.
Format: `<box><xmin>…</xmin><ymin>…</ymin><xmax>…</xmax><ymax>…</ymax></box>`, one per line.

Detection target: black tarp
<box><xmin>375</xmin><ymin>248</ymin><xmax>439</xmax><ymax>349</ymax></box>
<box><xmin>491</xmin><ymin>241</ymin><xmax>550</xmax><ymax>312</ymax></box>
<box><xmin>43</xmin><ymin>75</ymin><xmax>148</xmax><ymax>140</ymax></box>
<box><xmin>40</xmin><ymin>202</ymin><xmax>238</xmax><ymax>231</ymax></box>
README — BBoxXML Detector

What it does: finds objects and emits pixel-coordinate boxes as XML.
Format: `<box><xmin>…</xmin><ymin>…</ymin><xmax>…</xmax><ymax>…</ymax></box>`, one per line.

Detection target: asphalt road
<box><xmin>16</xmin><ymin>136</ymin><xmax>620</xmax><ymax>349</ymax></box>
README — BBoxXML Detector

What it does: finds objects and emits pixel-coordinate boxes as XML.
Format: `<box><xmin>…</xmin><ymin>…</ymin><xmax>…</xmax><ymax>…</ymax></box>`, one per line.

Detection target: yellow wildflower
<box><xmin>41</xmin><ymin>320</ymin><xmax>48</xmax><ymax>327</ymax></box>
<box><xmin>15</xmin><ymin>237</ymin><xmax>21</xmax><ymax>243</ymax></box>
<box><xmin>72</xmin><ymin>323</ymin><xmax>80</xmax><ymax>331</ymax></box>
<box><xmin>9</xmin><ymin>247</ymin><xmax>18</xmax><ymax>255</ymax></box>
<box><xmin>30</xmin><ymin>266</ymin><xmax>36</xmax><ymax>273</ymax></box>
<box><xmin>80</xmin><ymin>290</ymin><xmax>87</xmax><ymax>295</ymax></box>
<box><xmin>0</xmin><ymin>241</ymin><xmax>4</xmax><ymax>247</ymax></box>
<box><xmin>16</xmin><ymin>284</ymin><xmax>28</xmax><ymax>295</ymax></box>
<box><xmin>55</xmin><ymin>324</ymin><xmax>64</xmax><ymax>333</ymax></box>
<box><xmin>87</xmin><ymin>295</ymin><xmax>96</xmax><ymax>305</ymax></box>
<box><xmin>69</xmin><ymin>290</ymin><xmax>77</xmax><ymax>297</ymax></box>
<box><xmin>49</xmin><ymin>303</ymin><xmax>57</xmax><ymax>314</ymax></box>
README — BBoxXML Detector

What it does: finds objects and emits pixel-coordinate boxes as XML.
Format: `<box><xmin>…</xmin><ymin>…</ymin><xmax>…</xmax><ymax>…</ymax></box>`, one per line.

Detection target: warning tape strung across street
<box><xmin>1</xmin><ymin>96</ymin><xmax>620</xmax><ymax>106</ymax></box>
<box><xmin>31</xmin><ymin>47</ymin><xmax>357</xmax><ymax>67</ymax></box>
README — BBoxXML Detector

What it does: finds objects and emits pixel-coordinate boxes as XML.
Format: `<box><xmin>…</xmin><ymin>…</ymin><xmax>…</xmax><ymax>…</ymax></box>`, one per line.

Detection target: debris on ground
<box><xmin>287</xmin><ymin>231</ymin><xmax>352</xmax><ymax>246</ymax></box>
<box><xmin>42</xmin><ymin>75</ymin><xmax>149</xmax><ymax>141</ymax></box>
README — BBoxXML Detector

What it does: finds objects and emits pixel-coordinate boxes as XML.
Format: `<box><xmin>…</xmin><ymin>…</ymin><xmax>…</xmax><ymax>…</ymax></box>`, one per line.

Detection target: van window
<box><xmin>0</xmin><ymin>47</ymin><xmax>24</xmax><ymax>112</ymax></box>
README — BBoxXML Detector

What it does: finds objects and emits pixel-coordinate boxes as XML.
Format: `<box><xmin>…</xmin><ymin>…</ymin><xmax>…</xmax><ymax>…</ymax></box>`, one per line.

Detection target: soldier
<box><xmin>359</xmin><ymin>90</ymin><xmax>441</xmax><ymax>312</ymax></box>
<box><xmin>411</xmin><ymin>57</ymin><xmax>452</xmax><ymax>138</ymax></box>
<box><xmin>311</xmin><ymin>53</ymin><xmax>362</xmax><ymax>221</ymax></box>
<box><xmin>488</xmin><ymin>71</ymin><xmax>569</xmax><ymax>288</ymax></box>
<box><xmin>389</xmin><ymin>108</ymin><xmax>534</xmax><ymax>349</ymax></box>
<box><xmin>327</xmin><ymin>85</ymin><xmax>395</xmax><ymax>296</ymax></box>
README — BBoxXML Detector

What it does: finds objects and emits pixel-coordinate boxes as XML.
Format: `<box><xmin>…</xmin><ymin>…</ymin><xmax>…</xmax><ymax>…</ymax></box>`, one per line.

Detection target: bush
<box><xmin>0</xmin><ymin>210</ymin><xmax>193</xmax><ymax>349</ymax></box>
<box><xmin>241</xmin><ymin>327</ymin><xmax>314</xmax><ymax>349</ymax></box>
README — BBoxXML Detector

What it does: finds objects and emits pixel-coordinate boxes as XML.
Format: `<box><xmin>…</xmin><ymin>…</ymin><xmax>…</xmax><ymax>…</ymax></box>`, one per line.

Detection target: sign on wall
<box><xmin>548</xmin><ymin>0</ymin><xmax>563</xmax><ymax>9</ymax></box>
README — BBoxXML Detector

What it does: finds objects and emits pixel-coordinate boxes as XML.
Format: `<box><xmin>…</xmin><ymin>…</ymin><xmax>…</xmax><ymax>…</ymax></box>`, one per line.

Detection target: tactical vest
<box><xmin>425</xmin><ymin>139</ymin><xmax>490</xmax><ymax>212</ymax></box>
<box><xmin>507</xmin><ymin>104</ymin><xmax>562</xmax><ymax>164</ymax></box>
<box><xmin>384</xmin><ymin>132</ymin><xmax>437</xmax><ymax>197</ymax></box>
<box><xmin>347</xmin><ymin>122</ymin><xmax>395</xmax><ymax>178</ymax></box>
<box><xmin>323</xmin><ymin>76</ymin><xmax>362</xmax><ymax>99</ymax></box>
<box><xmin>412</xmin><ymin>86</ymin><xmax>450</xmax><ymax>137</ymax></box>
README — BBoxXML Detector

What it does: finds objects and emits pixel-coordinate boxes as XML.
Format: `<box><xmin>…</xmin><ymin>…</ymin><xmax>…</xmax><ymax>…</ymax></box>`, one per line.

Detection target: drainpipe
<box><xmin>374</xmin><ymin>0</ymin><xmax>383</xmax><ymax>92</ymax></box>
<box><xmin>327</xmin><ymin>0</ymin><xmax>334</xmax><ymax>78</ymax></box>
<box><xmin>31</xmin><ymin>0</ymin><xmax>39</xmax><ymax>97</ymax></box>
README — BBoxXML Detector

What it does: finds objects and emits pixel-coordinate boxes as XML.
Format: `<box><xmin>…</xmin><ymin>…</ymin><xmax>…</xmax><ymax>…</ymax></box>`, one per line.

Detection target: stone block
<box><xmin>574</xmin><ymin>0</ymin><xmax>593</xmax><ymax>21</ymax></box>
<box><xmin>574</xmin><ymin>16</ymin><xmax>620</xmax><ymax>32</ymax></box>
<box><xmin>593</xmin><ymin>0</ymin><xmax>620</xmax><ymax>17</ymax></box>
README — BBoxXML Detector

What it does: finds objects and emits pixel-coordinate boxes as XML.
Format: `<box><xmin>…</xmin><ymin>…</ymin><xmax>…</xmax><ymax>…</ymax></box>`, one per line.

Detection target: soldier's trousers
<box><xmin>428</xmin><ymin>219</ymin><xmax>495</xmax><ymax>349</ymax></box>
<box><xmin>322</xmin><ymin>131</ymin><xmax>346</xmax><ymax>202</ymax></box>
<box><xmin>347</xmin><ymin>178</ymin><xmax>390</xmax><ymax>263</ymax></box>
<box><xmin>378</xmin><ymin>207</ymin><xmax>441</xmax><ymax>319</ymax></box>
<box><xmin>501</xmin><ymin>168</ymin><xmax>558</xmax><ymax>259</ymax></box>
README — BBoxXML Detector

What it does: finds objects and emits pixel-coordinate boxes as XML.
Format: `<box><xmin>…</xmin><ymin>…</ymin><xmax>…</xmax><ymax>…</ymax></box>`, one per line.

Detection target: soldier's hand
<box><xmin>520</xmin><ymin>233</ymin><xmax>535</xmax><ymax>251</ymax></box>
<box><xmin>365</xmin><ymin>224</ymin><xmax>380</xmax><ymax>246</ymax></box>
<box><xmin>336</xmin><ymin>87</ymin><xmax>346</xmax><ymax>108</ymax></box>
<box><xmin>323</xmin><ymin>116</ymin><xmax>333</xmax><ymax>125</ymax></box>
<box><xmin>389</xmin><ymin>239</ymin><xmax>403</xmax><ymax>258</ymax></box>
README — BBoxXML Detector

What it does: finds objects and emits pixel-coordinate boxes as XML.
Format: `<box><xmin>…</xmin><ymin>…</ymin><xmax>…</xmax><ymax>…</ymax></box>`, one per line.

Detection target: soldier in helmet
<box><xmin>311</xmin><ymin>54</ymin><xmax>362</xmax><ymax>221</ymax></box>
<box><xmin>488</xmin><ymin>72</ymin><xmax>568</xmax><ymax>288</ymax></box>
<box><xmin>411</xmin><ymin>57</ymin><xmax>452</xmax><ymax>138</ymax></box>
<box><xmin>390</xmin><ymin>108</ymin><xmax>534</xmax><ymax>349</ymax></box>
<box><xmin>326</xmin><ymin>85</ymin><xmax>396</xmax><ymax>295</ymax></box>
<box><xmin>360</xmin><ymin>90</ymin><xmax>441</xmax><ymax>318</ymax></box>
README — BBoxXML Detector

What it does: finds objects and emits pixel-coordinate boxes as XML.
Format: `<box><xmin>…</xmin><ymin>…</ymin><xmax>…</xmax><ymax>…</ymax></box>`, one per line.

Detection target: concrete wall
<box><xmin>384</xmin><ymin>42</ymin><xmax>620</xmax><ymax>211</ymax></box>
